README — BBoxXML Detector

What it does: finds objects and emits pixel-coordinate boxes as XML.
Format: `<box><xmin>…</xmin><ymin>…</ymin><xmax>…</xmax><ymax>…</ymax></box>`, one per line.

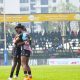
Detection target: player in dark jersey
<box><xmin>8</xmin><ymin>24</ymin><xmax>22</xmax><ymax>80</ymax></box>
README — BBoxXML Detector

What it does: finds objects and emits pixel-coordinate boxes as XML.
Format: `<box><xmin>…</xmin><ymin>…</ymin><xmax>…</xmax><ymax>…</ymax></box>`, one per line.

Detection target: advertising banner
<box><xmin>48</xmin><ymin>58</ymin><xmax>80</xmax><ymax>65</ymax></box>
<box><xmin>0</xmin><ymin>13</ymin><xmax>80</xmax><ymax>22</ymax></box>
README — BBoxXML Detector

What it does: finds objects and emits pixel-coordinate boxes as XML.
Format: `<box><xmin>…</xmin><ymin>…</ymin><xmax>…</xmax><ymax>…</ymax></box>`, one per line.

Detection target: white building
<box><xmin>0</xmin><ymin>0</ymin><xmax>80</xmax><ymax>14</ymax></box>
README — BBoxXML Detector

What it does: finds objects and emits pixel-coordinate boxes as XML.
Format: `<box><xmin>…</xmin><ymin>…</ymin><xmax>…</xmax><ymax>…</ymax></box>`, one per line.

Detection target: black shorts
<box><xmin>21</xmin><ymin>49</ymin><xmax>30</xmax><ymax>57</ymax></box>
<box><xmin>12</xmin><ymin>46</ymin><xmax>21</xmax><ymax>57</ymax></box>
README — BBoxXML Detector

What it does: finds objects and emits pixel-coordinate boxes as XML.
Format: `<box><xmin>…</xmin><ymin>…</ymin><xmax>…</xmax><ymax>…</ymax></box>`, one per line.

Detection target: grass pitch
<box><xmin>0</xmin><ymin>65</ymin><xmax>80</xmax><ymax>80</ymax></box>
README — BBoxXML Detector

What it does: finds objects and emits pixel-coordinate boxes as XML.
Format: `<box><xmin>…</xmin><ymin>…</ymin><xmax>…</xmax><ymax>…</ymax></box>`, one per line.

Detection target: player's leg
<box><xmin>26</xmin><ymin>50</ymin><xmax>32</xmax><ymax>79</ymax></box>
<box><xmin>8</xmin><ymin>56</ymin><xmax>17</xmax><ymax>80</ymax></box>
<box><xmin>26</xmin><ymin>57</ymin><xmax>32</xmax><ymax>80</ymax></box>
<box><xmin>21</xmin><ymin>56</ymin><xmax>28</xmax><ymax>76</ymax></box>
<box><xmin>21</xmin><ymin>50</ymin><xmax>32</xmax><ymax>80</ymax></box>
<box><xmin>15</xmin><ymin>56</ymin><xmax>21</xmax><ymax>78</ymax></box>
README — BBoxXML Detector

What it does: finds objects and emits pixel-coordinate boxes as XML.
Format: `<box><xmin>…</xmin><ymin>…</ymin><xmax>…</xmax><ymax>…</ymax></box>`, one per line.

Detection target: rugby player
<box><xmin>8</xmin><ymin>24</ymin><xmax>22</xmax><ymax>80</ymax></box>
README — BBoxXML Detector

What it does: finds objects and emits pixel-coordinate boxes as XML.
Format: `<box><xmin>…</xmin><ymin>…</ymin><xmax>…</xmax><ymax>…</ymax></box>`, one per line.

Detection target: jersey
<box><xmin>12</xmin><ymin>35</ymin><xmax>21</xmax><ymax>56</ymax></box>
<box><xmin>19</xmin><ymin>31</ymin><xmax>32</xmax><ymax>52</ymax></box>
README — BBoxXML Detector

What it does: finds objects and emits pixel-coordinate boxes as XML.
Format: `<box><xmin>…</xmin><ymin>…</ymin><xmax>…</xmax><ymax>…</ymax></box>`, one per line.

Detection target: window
<box><xmin>53</xmin><ymin>0</ymin><xmax>56</xmax><ymax>3</ymax></box>
<box><xmin>31</xmin><ymin>0</ymin><xmax>35</xmax><ymax>2</ymax></box>
<box><xmin>20</xmin><ymin>0</ymin><xmax>28</xmax><ymax>3</ymax></box>
<box><xmin>0</xmin><ymin>7</ymin><xmax>3</xmax><ymax>12</ymax></box>
<box><xmin>66</xmin><ymin>0</ymin><xmax>69</xmax><ymax>2</ymax></box>
<box><xmin>53</xmin><ymin>7</ymin><xmax>56</xmax><ymax>11</ymax></box>
<box><xmin>41</xmin><ymin>0</ymin><xmax>48</xmax><ymax>5</ymax></box>
<box><xmin>41</xmin><ymin>7</ymin><xmax>48</xmax><ymax>13</ymax></box>
<box><xmin>20</xmin><ymin>7</ymin><xmax>29</xmax><ymax>11</ymax></box>
<box><xmin>79</xmin><ymin>6</ymin><xmax>80</xmax><ymax>11</ymax></box>
<box><xmin>31</xmin><ymin>4</ymin><xmax>35</xmax><ymax>10</ymax></box>
<box><xmin>31</xmin><ymin>11</ymin><xmax>36</xmax><ymax>14</ymax></box>
<box><xmin>0</xmin><ymin>0</ymin><xmax>3</xmax><ymax>3</ymax></box>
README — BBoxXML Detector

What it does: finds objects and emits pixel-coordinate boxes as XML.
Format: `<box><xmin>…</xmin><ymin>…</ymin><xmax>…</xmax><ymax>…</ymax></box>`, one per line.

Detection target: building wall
<box><xmin>0</xmin><ymin>0</ymin><xmax>80</xmax><ymax>14</ymax></box>
<box><xmin>0</xmin><ymin>0</ymin><xmax>3</xmax><ymax>13</ymax></box>
<box><xmin>5</xmin><ymin>0</ymin><xmax>20</xmax><ymax>14</ymax></box>
<box><xmin>0</xmin><ymin>0</ymin><xmax>20</xmax><ymax>14</ymax></box>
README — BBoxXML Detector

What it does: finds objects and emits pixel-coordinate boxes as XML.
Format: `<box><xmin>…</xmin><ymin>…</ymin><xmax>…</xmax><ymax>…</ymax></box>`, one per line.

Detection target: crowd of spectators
<box><xmin>30</xmin><ymin>31</ymin><xmax>62</xmax><ymax>50</ymax></box>
<box><xmin>0</xmin><ymin>30</ymin><xmax>80</xmax><ymax>51</ymax></box>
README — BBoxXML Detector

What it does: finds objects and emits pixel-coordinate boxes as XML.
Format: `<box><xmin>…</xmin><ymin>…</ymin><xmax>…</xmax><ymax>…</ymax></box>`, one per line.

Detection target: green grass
<box><xmin>0</xmin><ymin>65</ymin><xmax>80</xmax><ymax>80</ymax></box>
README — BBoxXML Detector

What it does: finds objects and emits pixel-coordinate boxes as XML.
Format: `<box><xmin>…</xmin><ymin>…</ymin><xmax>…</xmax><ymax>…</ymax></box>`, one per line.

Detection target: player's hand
<box><xmin>25</xmin><ymin>41</ymin><xmax>29</xmax><ymax>45</ymax></box>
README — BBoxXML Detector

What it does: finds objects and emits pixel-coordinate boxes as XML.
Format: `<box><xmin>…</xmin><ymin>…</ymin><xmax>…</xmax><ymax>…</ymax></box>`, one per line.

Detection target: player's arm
<box><xmin>17</xmin><ymin>34</ymin><xmax>30</xmax><ymax>46</ymax></box>
<box><xmin>17</xmin><ymin>39</ymin><xmax>29</xmax><ymax>46</ymax></box>
<box><xmin>13</xmin><ymin>35</ymin><xmax>19</xmax><ymax>44</ymax></box>
<box><xmin>13</xmin><ymin>35</ymin><xmax>20</xmax><ymax>44</ymax></box>
<box><xmin>17</xmin><ymin>41</ymin><xmax>25</xmax><ymax>46</ymax></box>
<box><xmin>14</xmin><ymin>37</ymin><xmax>20</xmax><ymax>44</ymax></box>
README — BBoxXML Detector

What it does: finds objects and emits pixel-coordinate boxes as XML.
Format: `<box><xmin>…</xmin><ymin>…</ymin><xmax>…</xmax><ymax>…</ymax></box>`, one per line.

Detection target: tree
<box><xmin>58</xmin><ymin>2</ymin><xmax>78</xmax><ymax>13</ymax></box>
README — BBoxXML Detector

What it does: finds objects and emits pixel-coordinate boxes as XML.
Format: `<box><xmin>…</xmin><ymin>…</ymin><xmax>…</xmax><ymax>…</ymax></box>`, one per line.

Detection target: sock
<box><xmin>28</xmin><ymin>71</ymin><xmax>31</xmax><ymax>75</ymax></box>
<box><xmin>24</xmin><ymin>71</ymin><xmax>27</xmax><ymax>76</ymax></box>
<box><xmin>10</xmin><ymin>71</ymin><xmax>14</xmax><ymax>78</ymax></box>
